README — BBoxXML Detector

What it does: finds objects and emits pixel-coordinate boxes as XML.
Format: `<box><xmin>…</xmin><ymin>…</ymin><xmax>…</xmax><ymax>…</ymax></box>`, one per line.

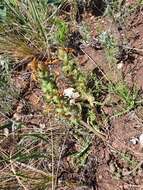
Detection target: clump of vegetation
<box><xmin>40</xmin><ymin>48</ymin><xmax>98</xmax><ymax>127</ymax></box>
<box><xmin>108</xmin><ymin>82</ymin><xmax>139</xmax><ymax>116</ymax></box>
<box><xmin>99</xmin><ymin>31</ymin><xmax>118</xmax><ymax>63</ymax></box>
<box><xmin>0</xmin><ymin>56</ymin><xmax>18</xmax><ymax>113</ymax></box>
<box><xmin>0</xmin><ymin>0</ymin><xmax>69</xmax><ymax>64</ymax></box>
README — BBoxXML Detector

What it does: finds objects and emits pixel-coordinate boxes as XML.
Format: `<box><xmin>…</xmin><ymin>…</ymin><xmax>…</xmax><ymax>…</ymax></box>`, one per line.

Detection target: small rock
<box><xmin>13</xmin><ymin>113</ymin><xmax>21</xmax><ymax>121</ymax></box>
<box><xmin>98</xmin><ymin>175</ymin><xmax>102</xmax><ymax>180</ymax></box>
<box><xmin>69</xmin><ymin>99</ymin><xmax>75</xmax><ymax>105</ymax></box>
<box><xmin>130</xmin><ymin>137</ymin><xmax>138</xmax><ymax>145</ymax></box>
<box><xmin>4</xmin><ymin>128</ymin><xmax>9</xmax><ymax>137</ymax></box>
<box><xmin>39</xmin><ymin>123</ymin><xmax>46</xmax><ymax>128</ymax></box>
<box><xmin>63</xmin><ymin>87</ymin><xmax>80</xmax><ymax>100</ymax></box>
<box><xmin>76</xmin><ymin>186</ymin><xmax>92</xmax><ymax>190</ymax></box>
<box><xmin>16</xmin><ymin>102</ymin><xmax>24</xmax><ymax>113</ymax></box>
<box><xmin>117</xmin><ymin>62</ymin><xmax>123</xmax><ymax>69</ymax></box>
<box><xmin>63</xmin><ymin>87</ymin><xmax>75</xmax><ymax>98</ymax></box>
<box><xmin>139</xmin><ymin>134</ymin><xmax>143</xmax><ymax>146</ymax></box>
<box><xmin>109</xmin><ymin>163</ymin><xmax>116</xmax><ymax>173</ymax></box>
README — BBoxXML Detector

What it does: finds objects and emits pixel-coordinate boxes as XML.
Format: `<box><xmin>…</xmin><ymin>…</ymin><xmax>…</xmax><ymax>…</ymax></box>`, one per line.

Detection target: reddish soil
<box><xmin>0</xmin><ymin>3</ymin><xmax>143</xmax><ymax>190</ymax></box>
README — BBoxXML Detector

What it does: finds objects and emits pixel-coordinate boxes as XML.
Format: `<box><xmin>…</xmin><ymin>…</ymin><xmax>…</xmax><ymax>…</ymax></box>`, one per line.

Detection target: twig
<box><xmin>14</xmin><ymin>161</ymin><xmax>51</xmax><ymax>177</ymax></box>
<box><xmin>123</xmin><ymin>161</ymin><xmax>143</xmax><ymax>176</ymax></box>
<box><xmin>10</xmin><ymin>156</ymin><xmax>28</xmax><ymax>190</ymax></box>
<box><xmin>51</xmin><ymin>130</ymin><xmax>54</xmax><ymax>190</ymax></box>
<box><xmin>54</xmin><ymin>127</ymin><xmax>70</xmax><ymax>187</ymax></box>
<box><xmin>80</xmin><ymin>120</ymin><xmax>107</xmax><ymax>141</ymax></box>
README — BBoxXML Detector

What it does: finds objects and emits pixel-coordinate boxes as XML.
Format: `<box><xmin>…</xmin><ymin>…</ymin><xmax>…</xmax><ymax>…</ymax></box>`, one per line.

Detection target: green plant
<box><xmin>47</xmin><ymin>0</ymin><xmax>62</xmax><ymax>5</ymax></box>
<box><xmin>120</xmin><ymin>152</ymin><xmax>138</xmax><ymax>168</ymax></box>
<box><xmin>0</xmin><ymin>120</ymin><xmax>57</xmax><ymax>189</ymax></box>
<box><xmin>0</xmin><ymin>56</ymin><xmax>18</xmax><ymax>113</ymax></box>
<box><xmin>39</xmin><ymin>48</ymin><xmax>103</xmax><ymax>129</ymax></box>
<box><xmin>73</xmin><ymin>139</ymin><xmax>91</xmax><ymax>167</ymax></box>
<box><xmin>0</xmin><ymin>0</ymin><xmax>68</xmax><ymax>62</ymax></box>
<box><xmin>109</xmin><ymin>82</ymin><xmax>139</xmax><ymax>116</ymax></box>
<box><xmin>138</xmin><ymin>0</ymin><xmax>143</xmax><ymax>4</ymax></box>
<box><xmin>79</xmin><ymin>21</ymin><xmax>92</xmax><ymax>43</ymax></box>
<box><xmin>54</xmin><ymin>17</ymin><xmax>69</xmax><ymax>45</ymax></box>
<box><xmin>0</xmin><ymin>1</ymin><xmax>46</xmax><ymax>53</ymax></box>
<box><xmin>0</xmin><ymin>3</ymin><xmax>6</xmax><ymax>22</ymax></box>
<box><xmin>99</xmin><ymin>31</ymin><xmax>118</xmax><ymax>64</ymax></box>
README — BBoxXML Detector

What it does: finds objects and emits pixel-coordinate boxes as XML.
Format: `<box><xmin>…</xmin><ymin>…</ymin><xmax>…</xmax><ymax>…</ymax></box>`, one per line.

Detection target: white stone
<box><xmin>4</xmin><ymin>128</ymin><xmax>9</xmax><ymax>137</ymax></box>
<box><xmin>63</xmin><ymin>88</ymin><xmax>80</xmax><ymax>99</ymax></box>
<box><xmin>69</xmin><ymin>99</ymin><xmax>75</xmax><ymax>105</ymax></box>
<box><xmin>117</xmin><ymin>62</ymin><xmax>123</xmax><ymax>69</ymax></box>
<box><xmin>130</xmin><ymin>138</ymin><xmax>138</xmax><ymax>145</ymax></box>
<box><xmin>63</xmin><ymin>88</ymin><xmax>75</xmax><ymax>98</ymax></box>
<box><xmin>139</xmin><ymin>133</ymin><xmax>143</xmax><ymax>146</ymax></box>
<box><xmin>13</xmin><ymin>113</ymin><xmax>21</xmax><ymax>121</ymax></box>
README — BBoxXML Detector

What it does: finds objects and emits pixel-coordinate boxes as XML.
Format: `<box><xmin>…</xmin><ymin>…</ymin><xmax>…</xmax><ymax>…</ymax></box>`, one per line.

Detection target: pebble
<box><xmin>4</xmin><ymin>128</ymin><xmax>9</xmax><ymax>137</ymax></box>
<box><xmin>130</xmin><ymin>137</ymin><xmax>138</xmax><ymax>145</ymax></box>
<box><xmin>139</xmin><ymin>133</ymin><xmax>143</xmax><ymax>146</ymax></box>
<box><xmin>117</xmin><ymin>62</ymin><xmax>123</xmax><ymax>69</ymax></box>
<box><xmin>13</xmin><ymin>113</ymin><xmax>21</xmax><ymax>121</ymax></box>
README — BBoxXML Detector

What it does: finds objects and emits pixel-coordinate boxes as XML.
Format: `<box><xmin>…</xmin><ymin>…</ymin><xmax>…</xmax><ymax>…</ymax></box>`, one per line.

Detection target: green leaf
<box><xmin>47</xmin><ymin>0</ymin><xmax>61</xmax><ymax>6</ymax></box>
<box><xmin>0</xmin><ymin>5</ymin><xmax>6</xmax><ymax>22</ymax></box>
<box><xmin>55</xmin><ymin>18</ymin><xmax>69</xmax><ymax>45</ymax></box>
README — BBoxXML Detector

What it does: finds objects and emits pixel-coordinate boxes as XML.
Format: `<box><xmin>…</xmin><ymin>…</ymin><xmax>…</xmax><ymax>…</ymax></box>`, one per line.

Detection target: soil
<box><xmin>1</xmin><ymin>2</ymin><xmax>143</xmax><ymax>190</ymax></box>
